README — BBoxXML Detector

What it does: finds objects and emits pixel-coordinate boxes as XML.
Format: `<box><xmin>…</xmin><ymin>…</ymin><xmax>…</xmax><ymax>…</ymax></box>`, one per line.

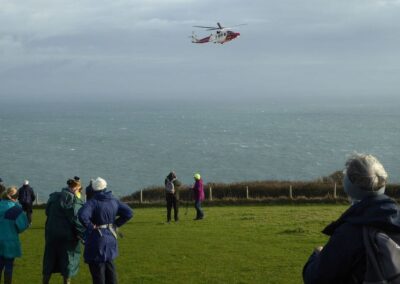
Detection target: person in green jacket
<box><xmin>42</xmin><ymin>179</ymin><xmax>85</xmax><ymax>284</ymax></box>
<box><xmin>0</xmin><ymin>187</ymin><xmax>29</xmax><ymax>284</ymax></box>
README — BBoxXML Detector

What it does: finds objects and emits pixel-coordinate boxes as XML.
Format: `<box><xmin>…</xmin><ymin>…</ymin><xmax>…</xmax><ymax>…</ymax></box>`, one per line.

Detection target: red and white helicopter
<box><xmin>191</xmin><ymin>22</ymin><xmax>246</xmax><ymax>44</ymax></box>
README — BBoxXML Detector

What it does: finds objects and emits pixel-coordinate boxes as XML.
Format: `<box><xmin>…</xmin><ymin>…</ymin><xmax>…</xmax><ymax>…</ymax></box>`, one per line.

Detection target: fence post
<box><xmin>246</xmin><ymin>186</ymin><xmax>249</xmax><ymax>199</ymax></box>
<box><xmin>209</xmin><ymin>186</ymin><xmax>213</xmax><ymax>201</ymax></box>
<box><xmin>35</xmin><ymin>193</ymin><xmax>38</xmax><ymax>205</ymax></box>
<box><xmin>333</xmin><ymin>183</ymin><xmax>337</xmax><ymax>199</ymax></box>
<box><xmin>289</xmin><ymin>185</ymin><xmax>293</xmax><ymax>199</ymax></box>
<box><xmin>140</xmin><ymin>190</ymin><xmax>143</xmax><ymax>203</ymax></box>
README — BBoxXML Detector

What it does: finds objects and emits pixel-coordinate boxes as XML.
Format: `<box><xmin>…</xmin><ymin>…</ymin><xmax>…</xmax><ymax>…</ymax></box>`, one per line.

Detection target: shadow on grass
<box><xmin>279</xmin><ymin>228</ymin><xmax>309</xmax><ymax>235</ymax></box>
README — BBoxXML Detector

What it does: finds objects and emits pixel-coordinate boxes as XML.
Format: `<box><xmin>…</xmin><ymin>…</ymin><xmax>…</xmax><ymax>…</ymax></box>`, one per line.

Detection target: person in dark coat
<box><xmin>0</xmin><ymin>178</ymin><xmax>5</xmax><ymax>200</ymax></box>
<box><xmin>164</xmin><ymin>171</ymin><xmax>181</xmax><ymax>223</ymax></box>
<box><xmin>0</xmin><ymin>178</ymin><xmax>6</xmax><ymax>200</ymax></box>
<box><xmin>85</xmin><ymin>180</ymin><xmax>95</xmax><ymax>201</ymax></box>
<box><xmin>303</xmin><ymin>153</ymin><xmax>400</xmax><ymax>284</ymax></box>
<box><xmin>192</xmin><ymin>173</ymin><xmax>205</xmax><ymax>220</ymax></box>
<box><xmin>78</xmin><ymin>177</ymin><xmax>133</xmax><ymax>284</ymax></box>
<box><xmin>17</xmin><ymin>180</ymin><xmax>35</xmax><ymax>225</ymax></box>
<box><xmin>42</xmin><ymin>179</ymin><xmax>85</xmax><ymax>284</ymax></box>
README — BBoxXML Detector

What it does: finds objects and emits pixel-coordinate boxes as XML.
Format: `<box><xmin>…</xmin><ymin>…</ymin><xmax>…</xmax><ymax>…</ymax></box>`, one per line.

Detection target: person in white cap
<box><xmin>78</xmin><ymin>177</ymin><xmax>133</xmax><ymax>284</ymax></box>
<box><xmin>17</xmin><ymin>180</ymin><xmax>35</xmax><ymax>225</ymax></box>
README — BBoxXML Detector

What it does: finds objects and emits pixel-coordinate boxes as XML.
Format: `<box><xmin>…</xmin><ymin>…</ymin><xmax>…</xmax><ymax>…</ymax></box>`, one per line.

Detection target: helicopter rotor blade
<box><xmin>224</xmin><ymin>24</ymin><xmax>247</xmax><ymax>29</ymax></box>
<box><xmin>193</xmin><ymin>25</ymin><xmax>218</xmax><ymax>29</ymax></box>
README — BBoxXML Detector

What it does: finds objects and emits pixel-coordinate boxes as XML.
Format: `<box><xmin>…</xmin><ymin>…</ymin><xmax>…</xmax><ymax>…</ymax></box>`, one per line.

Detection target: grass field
<box><xmin>14</xmin><ymin>205</ymin><xmax>348</xmax><ymax>283</ymax></box>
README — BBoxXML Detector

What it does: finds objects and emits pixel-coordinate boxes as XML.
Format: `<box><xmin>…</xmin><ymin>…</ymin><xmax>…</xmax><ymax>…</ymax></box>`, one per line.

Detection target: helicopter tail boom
<box><xmin>191</xmin><ymin>32</ymin><xmax>211</xmax><ymax>44</ymax></box>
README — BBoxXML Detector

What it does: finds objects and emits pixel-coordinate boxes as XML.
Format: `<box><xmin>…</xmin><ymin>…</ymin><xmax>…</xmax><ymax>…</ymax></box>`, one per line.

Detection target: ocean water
<box><xmin>0</xmin><ymin>100</ymin><xmax>399</xmax><ymax>199</ymax></box>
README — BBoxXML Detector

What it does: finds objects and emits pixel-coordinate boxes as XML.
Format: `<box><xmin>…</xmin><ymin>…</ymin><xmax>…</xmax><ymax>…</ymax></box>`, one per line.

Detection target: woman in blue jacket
<box><xmin>78</xmin><ymin>177</ymin><xmax>133</xmax><ymax>284</ymax></box>
<box><xmin>303</xmin><ymin>154</ymin><xmax>400</xmax><ymax>284</ymax></box>
<box><xmin>0</xmin><ymin>187</ymin><xmax>29</xmax><ymax>284</ymax></box>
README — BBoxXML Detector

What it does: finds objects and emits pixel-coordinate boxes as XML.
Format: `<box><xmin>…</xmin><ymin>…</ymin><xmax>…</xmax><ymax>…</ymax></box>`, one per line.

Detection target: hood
<box><xmin>93</xmin><ymin>190</ymin><xmax>114</xmax><ymax>201</ymax></box>
<box><xmin>0</xmin><ymin>200</ymin><xmax>17</xmax><ymax>213</ymax></box>
<box><xmin>48</xmin><ymin>188</ymin><xmax>75</xmax><ymax>209</ymax></box>
<box><xmin>323</xmin><ymin>195</ymin><xmax>400</xmax><ymax>235</ymax></box>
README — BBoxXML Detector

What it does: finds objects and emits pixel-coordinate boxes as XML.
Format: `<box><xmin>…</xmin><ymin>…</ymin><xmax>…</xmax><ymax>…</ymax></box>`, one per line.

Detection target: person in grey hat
<box><xmin>303</xmin><ymin>153</ymin><xmax>400</xmax><ymax>284</ymax></box>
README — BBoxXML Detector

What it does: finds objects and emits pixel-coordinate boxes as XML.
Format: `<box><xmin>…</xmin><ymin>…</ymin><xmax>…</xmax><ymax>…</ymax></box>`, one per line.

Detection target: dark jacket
<box><xmin>18</xmin><ymin>185</ymin><xmax>35</xmax><ymax>204</ymax></box>
<box><xmin>303</xmin><ymin>195</ymin><xmax>400</xmax><ymax>284</ymax></box>
<box><xmin>78</xmin><ymin>190</ymin><xmax>133</xmax><ymax>263</ymax></box>
<box><xmin>43</xmin><ymin>188</ymin><xmax>85</xmax><ymax>277</ymax></box>
<box><xmin>45</xmin><ymin>188</ymin><xmax>85</xmax><ymax>242</ymax></box>
<box><xmin>0</xmin><ymin>184</ymin><xmax>6</xmax><ymax>199</ymax></box>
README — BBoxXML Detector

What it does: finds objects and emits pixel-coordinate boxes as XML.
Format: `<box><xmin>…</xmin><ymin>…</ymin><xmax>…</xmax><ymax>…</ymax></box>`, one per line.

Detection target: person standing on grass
<box><xmin>0</xmin><ymin>178</ymin><xmax>6</xmax><ymax>199</ymax></box>
<box><xmin>42</xmin><ymin>179</ymin><xmax>85</xmax><ymax>284</ymax></box>
<box><xmin>303</xmin><ymin>153</ymin><xmax>400</xmax><ymax>284</ymax></box>
<box><xmin>0</xmin><ymin>187</ymin><xmax>29</xmax><ymax>284</ymax></box>
<box><xmin>78</xmin><ymin>177</ymin><xmax>133</xmax><ymax>284</ymax></box>
<box><xmin>17</xmin><ymin>180</ymin><xmax>35</xmax><ymax>225</ymax></box>
<box><xmin>192</xmin><ymin>173</ymin><xmax>205</xmax><ymax>220</ymax></box>
<box><xmin>164</xmin><ymin>171</ymin><xmax>181</xmax><ymax>223</ymax></box>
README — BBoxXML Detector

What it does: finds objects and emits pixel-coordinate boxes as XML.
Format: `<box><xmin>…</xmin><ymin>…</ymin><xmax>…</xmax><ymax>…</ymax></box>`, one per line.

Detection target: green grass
<box><xmin>15</xmin><ymin>205</ymin><xmax>348</xmax><ymax>283</ymax></box>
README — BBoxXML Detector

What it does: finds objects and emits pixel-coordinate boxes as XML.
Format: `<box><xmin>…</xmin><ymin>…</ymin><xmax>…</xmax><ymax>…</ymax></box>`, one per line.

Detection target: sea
<box><xmin>0</xmin><ymin>99</ymin><xmax>399</xmax><ymax>200</ymax></box>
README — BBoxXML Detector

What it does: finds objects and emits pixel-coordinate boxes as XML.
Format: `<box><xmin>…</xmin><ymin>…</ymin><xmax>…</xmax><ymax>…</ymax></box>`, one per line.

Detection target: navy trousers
<box><xmin>0</xmin><ymin>256</ymin><xmax>14</xmax><ymax>281</ymax></box>
<box><xmin>88</xmin><ymin>261</ymin><xmax>117</xmax><ymax>284</ymax></box>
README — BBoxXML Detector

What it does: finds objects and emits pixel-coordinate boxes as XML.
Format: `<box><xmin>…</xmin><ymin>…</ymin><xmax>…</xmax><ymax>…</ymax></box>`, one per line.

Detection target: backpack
<box><xmin>363</xmin><ymin>226</ymin><xmax>400</xmax><ymax>284</ymax></box>
<box><xmin>165</xmin><ymin>180</ymin><xmax>175</xmax><ymax>194</ymax></box>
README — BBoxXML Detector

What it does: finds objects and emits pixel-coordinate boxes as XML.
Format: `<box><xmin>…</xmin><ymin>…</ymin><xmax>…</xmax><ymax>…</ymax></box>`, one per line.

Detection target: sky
<box><xmin>1</xmin><ymin>0</ymin><xmax>400</xmax><ymax>102</ymax></box>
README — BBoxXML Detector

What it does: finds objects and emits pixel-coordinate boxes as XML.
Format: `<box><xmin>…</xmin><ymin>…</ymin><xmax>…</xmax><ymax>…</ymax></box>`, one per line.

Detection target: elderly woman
<box><xmin>78</xmin><ymin>177</ymin><xmax>133</xmax><ymax>284</ymax></box>
<box><xmin>303</xmin><ymin>153</ymin><xmax>400</xmax><ymax>284</ymax></box>
<box><xmin>0</xmin><ymin>187</ymin><xmax>29</xmax><ymax>284</ymax></box>
<box><xmin>42</xmin><ymin>179</ymin><xmax>85</xmax><ymax>284</ymax></box>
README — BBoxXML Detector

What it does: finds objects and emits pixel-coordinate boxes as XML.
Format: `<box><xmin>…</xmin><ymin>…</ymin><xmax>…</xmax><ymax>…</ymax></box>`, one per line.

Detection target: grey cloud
<box><xmin>1</xmin><ymin>0</ymin><xmax>400</xmax><ymax>101</ymax></box>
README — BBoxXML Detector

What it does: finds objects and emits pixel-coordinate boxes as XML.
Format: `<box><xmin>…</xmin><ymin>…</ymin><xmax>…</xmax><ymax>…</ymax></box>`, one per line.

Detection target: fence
<box><xmin>121</xmin><ymin>181</ymin><xmax>398</xmax><ymax>203</ymax></box>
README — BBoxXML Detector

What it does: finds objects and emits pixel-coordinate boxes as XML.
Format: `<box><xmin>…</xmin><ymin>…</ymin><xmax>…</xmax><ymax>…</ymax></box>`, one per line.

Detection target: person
<box><xmin>191</xmin><ymin>173</ymin><xmax>205</xmax><ymax>220</ymax></box>
<box><xmin>74</xmin><ymin>176</ymin><xmax>83</xmax><ymax>199</ymax></box>
<box><xmin>0</xmin><ymin>178</ymin><xmax>5</xmax><ymax>199</ymax></box>
<box><xmin>85</xmin><ymin>180</ymin><xmax>95</xmax><ymax>201</ymax></box>
<box><xmin>68</xmin><ymin>178</ymin><xmax>82</xmax><ymax>200</ymax></box>
<box><xmin>78</xmin><ymin>177</ymin><xmax>133</xmax><ymax>284</ymax></box>
<box><xmin>42</xmin><ymin>179</ymin><xmax>85</xmax><ymax>284</ymax></box>
<box><xmin>303</xmin><ymin>153</ymin><xmax>400</xmax><ymax>284</ymax></box>
<box><xmin>0</xmin><ymin>187</ymin><xmax>29</xmax><ymax>284</ymax></box>
<box><xmin>17</xmin><ymin>180</ymin><xmax>35</xmax><ymax>225</ymax></box>
<box><xmin>164</xmin><ymin>171</ymin><xmax>181</xmax><ymax>223</ymax></box>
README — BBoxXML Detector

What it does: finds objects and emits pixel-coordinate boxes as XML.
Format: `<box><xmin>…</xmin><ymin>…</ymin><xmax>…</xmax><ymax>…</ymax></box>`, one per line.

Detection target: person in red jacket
<box><xmin>192</xmin><ymin>173</ymin><xmax>204</xmax><ymax>220</ymax></box>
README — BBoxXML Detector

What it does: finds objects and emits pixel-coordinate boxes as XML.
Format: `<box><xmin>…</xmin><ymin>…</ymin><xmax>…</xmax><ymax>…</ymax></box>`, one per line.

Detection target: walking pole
<box><xmin>185</xmin><ymin>187</ymin><xmax>191</xmax><ymax>216</ymax></box>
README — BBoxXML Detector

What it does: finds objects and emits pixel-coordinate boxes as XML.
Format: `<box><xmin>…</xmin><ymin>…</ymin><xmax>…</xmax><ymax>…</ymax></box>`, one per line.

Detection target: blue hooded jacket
<box><xmin>78</xmin><ymin>190</ymin><xmax>133</xmax><ymax>263</ymax></box>
<box><xmin>303</xmin><ymin>195</ymin><xmax>400</xmax><ymax>284</ymax></box>
<box><xmin>0</xmin><ymin>200</ymin><xmax>29</xmax><ymax>258</ymax></box>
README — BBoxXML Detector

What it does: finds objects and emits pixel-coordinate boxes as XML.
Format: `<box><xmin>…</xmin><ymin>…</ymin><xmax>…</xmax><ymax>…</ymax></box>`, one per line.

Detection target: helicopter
<box><xmin>191</xmin><ymin>22</ymin><xmax>246</xmax><ymax>44</ymax></box>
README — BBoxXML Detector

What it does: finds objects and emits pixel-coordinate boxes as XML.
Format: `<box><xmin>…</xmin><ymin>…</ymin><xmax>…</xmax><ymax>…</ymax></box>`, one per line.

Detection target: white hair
<box><xmin>344</xmin><ymin>153</ymin><xmax>388</xmax><ymax>191</ymax></box>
